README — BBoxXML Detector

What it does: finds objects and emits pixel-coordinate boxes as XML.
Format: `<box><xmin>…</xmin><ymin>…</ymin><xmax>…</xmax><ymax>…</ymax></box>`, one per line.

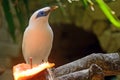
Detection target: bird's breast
<box><xmin>22</xmin><ymin>25</ymin><xmax>53</xmax><ymax>59</ymax></box>
<box><xmin>25</xmin><ymin>26</ymin><xmax>53</xmax><ymax>46</ymax></box>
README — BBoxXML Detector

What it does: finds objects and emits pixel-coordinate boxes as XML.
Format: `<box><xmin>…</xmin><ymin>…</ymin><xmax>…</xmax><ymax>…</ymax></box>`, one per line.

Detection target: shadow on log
<box><xmin>56</xmin><ymin>64</ymin><xmax>104</xmax><ymax>80</ymax></box>
<box><xmin>53</xmin><ymin>53</ymin><xmax>120</xmax><ymax>80</ymax></box>
<box><xmin>12</xmin><ymin>53</ymin><xmax>120</xmax><ymax>80</ymax></box>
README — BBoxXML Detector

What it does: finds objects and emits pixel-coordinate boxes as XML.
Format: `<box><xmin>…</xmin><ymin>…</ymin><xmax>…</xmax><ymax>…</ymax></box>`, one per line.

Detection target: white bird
<box><xmin>22</xmin><ymin>6</ymin><xmax>58</xmax><ymax>65</ymax></box>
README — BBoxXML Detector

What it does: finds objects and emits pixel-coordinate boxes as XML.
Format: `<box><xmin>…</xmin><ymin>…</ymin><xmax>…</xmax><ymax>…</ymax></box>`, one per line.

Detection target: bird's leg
<box><xmin>29</xmin><ymin>57</ymin><xmax>33</xmax><ymax>69</ymax></box>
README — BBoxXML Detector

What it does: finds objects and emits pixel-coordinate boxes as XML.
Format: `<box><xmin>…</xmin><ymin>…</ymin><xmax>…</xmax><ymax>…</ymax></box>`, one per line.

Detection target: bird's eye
<box><xmin>36</xmin><ymin>11</ymin><xmax>46</xmax><ymax>18</ymax></box>
<box><xmin>40</xmin><ymin>11</ymin><xmax>45</xmax><ymax>15</ymax></box>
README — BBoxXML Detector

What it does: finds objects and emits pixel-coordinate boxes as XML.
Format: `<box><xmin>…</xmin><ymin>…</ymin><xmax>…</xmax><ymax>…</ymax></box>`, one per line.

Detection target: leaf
<box><xmin>23</xmin><ymin>0</ymin><xmax>30</xmax><ymax>18</ymax></box>
<box><xmin>11</xmin><ymin>0</ymin><xmax>27</xmax><ymax>33</ymax></box>
<box><xmin>2</xmin><ymin>0</ymin><xmax>16</xmax><ymax>42</ymax></box>
<box><xmin>96</xmin><ymin>0</ymin><xmax>120</xmax><ymax>28</ymax></box>
<box><xmin>80</xmin><ymin>0</ymin><xmax>88</xmax><ymax>8</ymax></box>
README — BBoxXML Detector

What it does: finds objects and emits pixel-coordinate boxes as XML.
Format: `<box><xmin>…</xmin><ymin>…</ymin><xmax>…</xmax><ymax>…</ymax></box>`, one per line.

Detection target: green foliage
<box><xmin>11</xmin><ymin>0</ymin><xmax>29</xmax><ymax>33</ymax></box>
<box><xmin>81</xmin><ymin>0</ymin><xmax>120</xmax><ymax>27</ymax></box>
<box><xmin>80</xmin><ymin>0</ymin><xmax>89</xmax><ymax>8</ymax></box>
<box><xmin>96</xmin><ymin>0</ymin><xmax>120</xmax><ymax>27</ymax></box>
<box><xmin>2</xmin><ymin>0</ymin><xmax>16</xmax><ymax>42</ymax></box>
<box><xmin>1</xmin><ymin>0</ymin><xmax>120</xmax><ymax>42</ymax></box>
<box><xmin>2</xmin><ymin>0</ymin><xmax>30</xmax><ymax>42</ymax></box>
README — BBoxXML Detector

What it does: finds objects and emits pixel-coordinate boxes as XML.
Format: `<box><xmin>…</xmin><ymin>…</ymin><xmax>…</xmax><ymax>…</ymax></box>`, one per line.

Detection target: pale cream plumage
<box><xmin>22</xmin><ymin>6</ymin><xmax>57</xmax><ymax>65</ymax></box>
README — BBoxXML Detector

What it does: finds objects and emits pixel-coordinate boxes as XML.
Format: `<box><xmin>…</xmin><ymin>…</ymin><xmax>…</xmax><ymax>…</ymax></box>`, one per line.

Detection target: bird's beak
<box><xmin>44</xmin><ymin>6</ymin><xmax>58</xmax><ymax>16</ymax></box>
<box><xmin>50</xmin><ymin>6</ymin><xmax>58</xmax><ymax>11</ymax></box>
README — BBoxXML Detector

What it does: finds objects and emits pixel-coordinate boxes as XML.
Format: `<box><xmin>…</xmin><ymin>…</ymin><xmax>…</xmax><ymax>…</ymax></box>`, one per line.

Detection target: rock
<box><xmin>0</xmin><ymin>69</ymin><xmax>13</xmax><ymax>80</ymax></box>
<box><xmin>81</xmin><ymin>11</ymin><xmax>93</xmax><ymax>31</ymax></box>
<box><xmin>98</xmin><ymin>28</ymin><xmax>120</xmax><ymax>52</ymax></box>
<box><xmin>92</xmin><ymin>20</ymin><xmax>108</xmax><ymax>36</ymax></box>
<box><xmin>0</xmin><ymin>42</ymin><xmax>19</xmax><ymax>58</ymax></box>
<box><xmin>0</xmin><ymin>58</ymin><xmax>12</xmax><ymax>68</ymax></box>
<box><xmin>86</xmin><ymin>5</ymin><xmax>106</xmax><ymax>20</ymax></box>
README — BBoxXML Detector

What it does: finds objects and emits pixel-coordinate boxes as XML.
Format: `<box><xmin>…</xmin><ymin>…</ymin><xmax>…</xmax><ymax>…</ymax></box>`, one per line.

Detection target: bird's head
<box><xmin>29</xmin><ymin>6</ymin><xmax>58</xmax><ymax>25</ymax></box>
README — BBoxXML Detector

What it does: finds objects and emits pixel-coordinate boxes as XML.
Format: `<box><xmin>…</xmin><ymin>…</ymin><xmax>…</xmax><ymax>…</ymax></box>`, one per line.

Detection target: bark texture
<box><xmin>14</xmin><ymin>53</ymin><xmax>120</xmax><ymax>80</ymax></box>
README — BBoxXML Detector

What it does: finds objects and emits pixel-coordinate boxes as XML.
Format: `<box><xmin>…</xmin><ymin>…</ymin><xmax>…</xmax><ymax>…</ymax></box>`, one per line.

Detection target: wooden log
<box><xmin>56</xmin><ymin>64</ymin><xmax>104</xmax><ymax>80</ymax></box>
<box><xmin>53</xmin><ymin>53</ymin><xmax>120</xmax><ymax>77</ymax></box>
<box><xmin>13</xmin><ymin>53</ymin><xmax>120</xmax><ymax>80</ymax></box>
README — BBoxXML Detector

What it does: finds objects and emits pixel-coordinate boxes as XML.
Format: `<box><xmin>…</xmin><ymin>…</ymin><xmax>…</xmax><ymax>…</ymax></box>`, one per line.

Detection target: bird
<box><xmin>22</xmin><ymin>6</ymin><xmax>58</xmax><ymax>65</ymax></box>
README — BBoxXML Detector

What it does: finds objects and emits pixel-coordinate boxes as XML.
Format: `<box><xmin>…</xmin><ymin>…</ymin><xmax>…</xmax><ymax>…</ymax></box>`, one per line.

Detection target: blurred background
<box><xmin>0</xmin><ymin>0</ymin><xmax>120</xmax><ymax>80</ymax></box>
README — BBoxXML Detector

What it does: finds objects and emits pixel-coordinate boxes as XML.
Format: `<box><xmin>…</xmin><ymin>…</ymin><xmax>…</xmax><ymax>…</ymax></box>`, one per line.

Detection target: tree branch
<box><xmin>13</xmin><ymin>53</ymin><xmax>120</xmax><ymax>80</ymax></box>
<box><xmin>53</xmin><ymin>53</ymin><xmax>120</xmax><ymax>77</ymax></box>
<box><xmin>56</xmin><ymin>64</ymin><xmax>104</xmax><ymax>80</ymax></box>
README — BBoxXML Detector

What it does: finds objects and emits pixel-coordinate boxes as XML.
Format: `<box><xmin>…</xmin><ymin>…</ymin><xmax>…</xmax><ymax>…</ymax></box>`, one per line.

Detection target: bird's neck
<box><xmin>29</xmin><ymin>20</ymin><xmax>49</xmax><ymax>28</ymax></box>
